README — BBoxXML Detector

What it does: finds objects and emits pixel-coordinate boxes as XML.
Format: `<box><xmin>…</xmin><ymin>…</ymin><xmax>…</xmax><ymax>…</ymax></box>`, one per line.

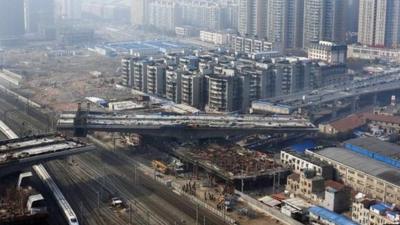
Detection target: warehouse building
<box><xmin>280</xmin><ymin>150</ymin><xmax>334</xmax><ymax>180</ymax></box>
<box><xmin>343</xmin><ymin>137</ymin><xmax>400</xmax><ymax>169</ymax></box>
<box><xmin>306</xmin><ymin>147</ymin><xmax>400</xmax><ymax>205</ymax></box>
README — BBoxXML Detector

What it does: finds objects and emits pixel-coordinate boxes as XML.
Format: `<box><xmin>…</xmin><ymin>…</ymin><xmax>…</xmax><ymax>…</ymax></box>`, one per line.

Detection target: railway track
<box><xmin>0</xmin><ymin>89</ymin><xmax>230</xmax><ymax>225</ymax></box>
<box><xmin>74</xmin><ymin>153</ymin><xmax>189</xmax><ymax>225</ymax></box>
<box><xmin>79</xmin><ymin>145</ymin><xmax>230</xmax><ymax>225</ymax></box>
<box><xmin>46</xmin><ymin>160</ymin><xmax>129</xmax><ymax>225</ymax></box>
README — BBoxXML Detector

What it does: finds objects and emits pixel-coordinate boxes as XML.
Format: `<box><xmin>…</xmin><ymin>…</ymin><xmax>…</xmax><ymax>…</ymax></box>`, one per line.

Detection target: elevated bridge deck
<box><xmin>0</xmin><ymin>134</ymin><xmax>94</xmax><ymax>176</ymax></box>
<box><xmin>57</xmin><ymin>111</ymin><xmax>317</xmax><ymax>139</ymax></box>
<box><xmin>253</xmin><ymin>68</ymin><xmax>400</xmax><ymax>113</ymax></box>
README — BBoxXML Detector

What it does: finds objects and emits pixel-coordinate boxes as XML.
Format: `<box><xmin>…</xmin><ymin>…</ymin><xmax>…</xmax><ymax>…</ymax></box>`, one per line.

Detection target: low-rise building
<box><xmin>175</xmin><ymin>26</ymin><xmax>198</xmax><ymax>37</ymax></box>
<box><xmin>309</xmin><ymin>206</ymin><xmax>359</xmax><ymax>225</ymax></box>
<box><xmin>199</xmin><ymin>30</ymin><xmax>229</xmax><ymax>45</ymax></box>
<box><xmin>306</xmin><ymin>147</ymin><xmax>400</xmax><ymax>205</ymax></box>
<box><xmin>286</xmin><ymin>171</ymin><xmax>325</xmax><ymax>202</ymax></box>
<box><xmin>352</xmin><ymin>197</ymin><xmax>400</xmax><ymax>225</ymax></box>
<box><xmin>322</xmin><ymin>180</ymin><xmax>351</xmax><ymax>213</ymax></box>
<box><xmin>228</xmin><ymin>35</ymin><xmax>277</xmax><ymax>54</ymax></box>
<box><xmin>280</xmin><ymin>150</ymin><xmax>334</xmax><ymax>180</ymax></box>
<box><xmin>348</xmin><ymin>45</ymin><xmax>400</xmax><ymax>63</ymax></box>
<box><xmin>308</xmin><ymin>41</ymin><xmax>347</xmax><ymax>65</ymax></box>
<box><xmin>343</xmin><ymin>137</ymin><xmax>400</xmax><ymax>169</ymax></box>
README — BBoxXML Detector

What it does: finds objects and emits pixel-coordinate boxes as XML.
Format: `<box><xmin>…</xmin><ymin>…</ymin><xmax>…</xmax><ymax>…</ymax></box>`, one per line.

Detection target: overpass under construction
<box><xmin>57</xmin><ymin>107</ymin><xmax>317</xmax><ymax>139</ymax></box>
<box><xmin>0</xmin><ymin>134</ymin><xmax>95</xmax><ymax>177</ymax></box>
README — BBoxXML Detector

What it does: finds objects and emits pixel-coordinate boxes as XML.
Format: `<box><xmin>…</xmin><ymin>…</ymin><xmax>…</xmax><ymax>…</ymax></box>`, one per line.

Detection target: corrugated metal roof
<box><xmin>311</xmin><ymin>148</ymin><xmax>400</xmax><ymax>186</ymax></box>
<box><xmin>309</xmin><ymin>206</ymin><xmax>359</xmax><ymax>225</ymax></box>
<box><xmin>344</xmin><ymin>137</ymin><xmax>400</xmax><ymax>159</ymax></box>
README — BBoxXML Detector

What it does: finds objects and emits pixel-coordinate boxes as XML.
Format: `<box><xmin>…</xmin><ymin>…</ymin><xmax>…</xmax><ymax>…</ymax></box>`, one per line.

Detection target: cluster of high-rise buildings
<box><xmin>121</xmin><ymin>47</ymin><xmax>348</xmax><ymax>113</ymax></box>
<box><xmin>131</xmin><ymin>0</ymin><xmax>400</xmax><ymax>50</ymax></box>
<box><xmin>0</xmin><ymin>0</ymin><xmax>82</xmax><ymax>45</ymax></box>
<box><xmin>238</xmin><ymin>0</ymin><xmax>400</xmax><ymax>49</ymax></box>
<box><xmin>131</xmin><ymin>0</ymin><xmax>237</xmax><ymax>32</ymax></box>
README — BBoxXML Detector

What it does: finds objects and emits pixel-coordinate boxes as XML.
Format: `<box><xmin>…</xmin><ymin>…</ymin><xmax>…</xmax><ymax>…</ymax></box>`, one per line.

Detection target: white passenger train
<box><xmin>12</xmin><ymin>142</ymin><xmax>78</xmax><ymax>159</ymax></box>
<box><xmin>33</xmin><ymin>164</ymin><xmax>79</xmax><ymax>225</ymax></box>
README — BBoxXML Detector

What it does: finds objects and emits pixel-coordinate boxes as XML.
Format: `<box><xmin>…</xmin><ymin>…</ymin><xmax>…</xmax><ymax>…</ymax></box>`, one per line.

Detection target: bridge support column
<box><xmin>73</xmin><ymin>103</ymin><xmax>88</xmax><ymax>137</ymax></box>
<box><xmin>17</xmin><ymin>171</ymin><xmax>33</xmax><ymax>189</ymax></box>
<box><xmin>373</xmin><ymin>93</ymin><xmax>378</xmax><ymax>106</ymax></box>
<box><xmin>351</xmin><ymin>96</ymin><xmax>359</xmax><ymax>113</ymax></box>
<box><xmin>193</xmin><ymin>163</ymin><xmax>199</xmax><ymax>179</ymax></box>
<box><xmin>331</xmin><ymin>100</ymin><xmax>338</xmax><ymax>120</ymax></box>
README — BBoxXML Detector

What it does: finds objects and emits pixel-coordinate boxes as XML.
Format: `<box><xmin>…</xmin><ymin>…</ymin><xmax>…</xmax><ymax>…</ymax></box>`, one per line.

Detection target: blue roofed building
<box><xmin>352</xmin><ymin>197</ymin><xmax>400</xmax><ymax>225</ymax></box>
<box><xmin>309</xmin><ymin>206</ymin><xmax>359</xmax><ymax>225</ymax></box>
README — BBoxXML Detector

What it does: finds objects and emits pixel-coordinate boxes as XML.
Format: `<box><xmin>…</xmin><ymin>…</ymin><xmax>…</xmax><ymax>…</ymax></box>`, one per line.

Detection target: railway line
<box><xmin>81</xmin><ymin>141</ymin><xmax>230</xmax><ymax>225</ymax></box>
<box><xmin>0</xmin><ymin>88</ymin><xmax>230</xmax><ymax>225</ymax></box>
<box><xmin>46</xmin><ymin>160</ymin><xmax>134</xmax><ymax>225</ymax></box>
<box><xmin>33</xmin><ymin>164</ymin><xmax>79</xmax><ymax>225</ymax></box>
<box><xmin>74</xmin><ymin>151</ymin><xmax>197</xmax><ymax>225</ymax></box>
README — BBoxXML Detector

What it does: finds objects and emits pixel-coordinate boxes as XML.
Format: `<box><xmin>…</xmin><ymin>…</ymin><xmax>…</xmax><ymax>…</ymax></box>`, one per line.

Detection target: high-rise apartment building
<box><xmin>181</xmin><ymin>72</ymin><xmax>204</xmax><ymax>109</ymax></box>
<box><xmin>358</xmin><ymin>0</ymin><xmax>400</xmax><ymax>48</ymax></box>
<box><xmin>267</xmin><ymin>0</ymin><xmax>304</xmax><ymax>49</ymax></box>
<box><xmin>0</xmin><ymin>0</ymin><xmax>25</xmax><ymax>44</ymax></box>
<box><xmin>347</xmin><ymin>0</ymin><xmax>359</xmax><ymax>33</ymax></box>
<box><xmin>148</xmin><ymin>0</ymin><xmax>181</xmax><ymax>31</ymax></box>
<box><xmin>275</xmin><ymin>58</ymin><xmax>312</xmax><ymax>95</ymax></box>
<box><xmin>24</xmin><ymin>0</ymin><xmax>55</xmax><ymax>33</ymax></box>
<box><xmin>146</xmin><ymin>62</ymin><xmax>167</xmax><ymax>96</ymax></box>
<box><xmin>166</xmin><ymin>69</ymin><xmax>182</xmax><ymax>103</ymax></box>
<box><xmin>131</xmin><ymin>0</ymin><xmax>148</xmax><ymax>26</ymax></box>
<box><xmin>237</xmin><ymin>0</ymin><xmax>267</xmax><ymax>38</ymax></box>
<box><xmin>303</xmin><ymin>0</ymin><xmax>346</xmax><ymax>47</ymax></box>
<box><xmin>59</xmin><ymin>0</ymin><xmax>81</xmax><ymax>20</ymax></box>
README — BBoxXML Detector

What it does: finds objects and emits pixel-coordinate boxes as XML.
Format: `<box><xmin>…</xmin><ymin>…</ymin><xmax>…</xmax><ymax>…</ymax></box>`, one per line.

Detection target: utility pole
<box><xmin>196</xmin><ymin>204</ymin><xmax>199</xmax><ymax>225</ymax></box>
<box><xmin>129</xmin><ymin>204</ymin><xmax>132</xmax><ymax>225</ymax></box>
<box><xmin>96</xmin><ymin>191</ymin><xmax>100</xmax><ymax>209</ymax></box>
<box><xmin>134</xmin><ymin>166</ymin><xmax>137</xmax><ymax>184</ymax></box>
<box><xmin>80</xmin><ymin>201</ymin><xmax>84</xmax><ymax>224</ymax></box>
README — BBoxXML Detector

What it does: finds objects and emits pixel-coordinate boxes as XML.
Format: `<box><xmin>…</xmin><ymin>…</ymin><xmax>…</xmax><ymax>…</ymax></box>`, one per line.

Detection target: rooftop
<box><xmin>325</xmin><ymin>180</ymin><xmax>345</xmax><ymax>191</ymax></box>
<box><xmin>282</xmin><ymin>150</ymin><xmax>331</xmax><ymax>168</ymax></box>
<box><xmin>344</xmin><ymin>137</ymin><xmax>400</xmax><ymax>160</ymax></box>
<box><xmin>364</xmin><ymin>112</ymin><xmax>400</xmax><ymax>125</ymax></box>
<box><xmin>309</xmin><ymin>206</ymin><xmax>359</xmax><ymax>225</ymax></box>
<box><xmin>328</xmin><ymin>113</ymin><xmax>366</xmax><ymax>133</ymax></box>
<box><xmin>309</xmin><ymin>147</ymin><xmax>400</xmax><ymax>187</ymax></box>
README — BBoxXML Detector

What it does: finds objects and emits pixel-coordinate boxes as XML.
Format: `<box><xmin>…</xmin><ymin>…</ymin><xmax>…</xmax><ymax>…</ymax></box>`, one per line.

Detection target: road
<box><xmin>0</xmin><ymin>91</ymin><xmax>230</xmax><ymax>225</ymax></box>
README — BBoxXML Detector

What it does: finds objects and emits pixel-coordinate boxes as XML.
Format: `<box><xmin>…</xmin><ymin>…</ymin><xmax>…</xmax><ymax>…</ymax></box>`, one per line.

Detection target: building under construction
<box><xmin>171</xmin><ymin>143</ymin><xmax>290</xmax><ymax>189</ymax></box>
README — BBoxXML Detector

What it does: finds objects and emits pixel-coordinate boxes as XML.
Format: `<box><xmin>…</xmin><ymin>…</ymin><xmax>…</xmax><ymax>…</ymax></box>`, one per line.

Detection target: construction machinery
<box><xmin>152</xmin><ymin>160</ymin><xmax>169</xmax><ymax>174</ymax></box>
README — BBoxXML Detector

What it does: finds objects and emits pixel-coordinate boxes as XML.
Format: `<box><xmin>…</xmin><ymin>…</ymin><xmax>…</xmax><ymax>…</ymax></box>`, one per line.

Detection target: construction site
<box><xmin>0</xmin><ymin>175</ymin><xmax>48</xmax><ymax>225</ymax></box>
<box><xmin>91</xmin><ymin>132</ymin><xmax>286</xmax><ymax>225</ymax></box>
<box><xmin>174</xmin><ymin>143</ymin><xmax>287</xmax><ymax>178</ymax></box>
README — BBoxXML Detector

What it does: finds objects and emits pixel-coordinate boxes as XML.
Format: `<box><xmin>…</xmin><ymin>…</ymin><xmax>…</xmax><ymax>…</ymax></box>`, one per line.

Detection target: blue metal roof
<box><xmin>291</xmin><ymin>139</ymin><xmax>316</xmax><ymax>153</ymax></box>
<box><xmin>370</xmin><ymin>203</ymin><xmax>391</xmax><ymax>213</ymax></box>
<box><xmin>309</xmin><ymin>206</ymin><xmax>359</xmax><ymax>225</ymax></box>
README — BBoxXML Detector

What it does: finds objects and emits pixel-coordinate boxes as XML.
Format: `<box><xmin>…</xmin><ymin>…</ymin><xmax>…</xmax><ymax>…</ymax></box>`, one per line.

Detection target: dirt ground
<box><xmin>3</xmin><ymin>48</ymin><xmax>131</xmax><ymax>112</ymax></box>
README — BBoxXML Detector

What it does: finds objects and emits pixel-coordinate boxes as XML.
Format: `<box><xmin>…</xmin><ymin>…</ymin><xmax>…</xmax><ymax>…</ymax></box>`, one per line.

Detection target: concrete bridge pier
<box><xmin>17</xmin><ymin>171</ymin><xmax>33</xmax><ymax>189</ymax></box>
<box><xmin>373</xmin><ymin>93</ymin><xmax>378</xmax><ymax>106</ymax></box>
<box><xmin>331</xmin><ymin>100</ymin><xmax>339</xmax><ymax>120</ymax></box>
<box><xmin>351</xmin><ymin>96</ymin><xmax>360</xmax><ymax>113</ymax></box>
